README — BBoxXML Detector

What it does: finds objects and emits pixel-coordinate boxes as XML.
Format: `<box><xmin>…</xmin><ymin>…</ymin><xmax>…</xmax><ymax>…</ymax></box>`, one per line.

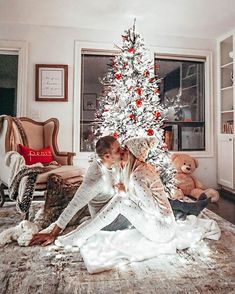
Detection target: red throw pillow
<box><xmin>18</xmin><ymin>144</ymin><xmax>54</xmax><ymax>165</ymax></box>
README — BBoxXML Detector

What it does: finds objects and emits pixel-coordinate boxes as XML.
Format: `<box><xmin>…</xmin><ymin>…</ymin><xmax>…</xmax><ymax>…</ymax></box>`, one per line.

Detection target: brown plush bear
<box><xmin>172</xmin><ymin>153</ymin><xmax>219</xmax><ymax>202</ymax></box>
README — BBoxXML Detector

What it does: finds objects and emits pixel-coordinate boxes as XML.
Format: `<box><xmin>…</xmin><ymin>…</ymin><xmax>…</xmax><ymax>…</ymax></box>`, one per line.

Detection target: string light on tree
<box><xmin>96</xmin><ymin>20</ymin><xmax>176</xmax><ymax>194</ymax></box>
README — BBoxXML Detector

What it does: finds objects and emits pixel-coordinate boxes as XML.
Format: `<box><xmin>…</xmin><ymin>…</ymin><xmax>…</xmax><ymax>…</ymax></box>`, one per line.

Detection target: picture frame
<box><xmin>35</xmin><ymin>64</ymin><xmax>68</xmax><ymax>101</ymax></box>
<box><xmin>83</xmin><ymin>93</ymin><xmax>97</xmax><ymax>111</ymax></box>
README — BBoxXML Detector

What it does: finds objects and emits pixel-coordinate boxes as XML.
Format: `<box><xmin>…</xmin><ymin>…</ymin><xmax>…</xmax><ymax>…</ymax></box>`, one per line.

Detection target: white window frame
<box><xmin>151</xmin><ymin>46</ymin><xmax>214</xmax><ymax>158</ymax></box>
<box><xmin>74</xmin><ymin>42</ymin><xmax>213</xmax><ymax>162</ymax></box>
<box><xmin>0</xmin><ymin>40</ymin><xmax>28</xmax><ymax>116</ymax></box>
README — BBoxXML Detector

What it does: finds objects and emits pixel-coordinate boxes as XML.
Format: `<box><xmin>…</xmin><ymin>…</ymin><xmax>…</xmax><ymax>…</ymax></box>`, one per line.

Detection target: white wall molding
<box><xmin>0</xmin><ymin>40</ymin><xmax>28</xmax><ymax>116</ymax></box>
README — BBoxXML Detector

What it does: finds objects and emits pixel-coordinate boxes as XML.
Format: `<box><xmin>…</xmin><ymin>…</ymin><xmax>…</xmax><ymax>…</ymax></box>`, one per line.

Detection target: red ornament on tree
<box><xmin>136</xmin><ymin>88</ymin><xmax>142</xmax><ymax>96</ymax></box>
<box><xmin>112</xmin><ymin>132</ymin><xmax>119</xmax><ymax>139</ymax></box>
<box><xmin>144</xmin><ymin>70</ymin><xmax>149</xmax><ymax>77</ymax></box>
<box><xmin>135</xmin><ymin>99</ymin><xmax>142</xmax><ymax>107</ymax></box>
<box><xmin>155</xmin><ymin>88</ymin><xmax>160</xmax><ymax>94</ymax></box>
<box><xmin>146</xmin><ymin>129</ymin><xmax>154</xmax><ymax>136</ymax></box>
<box><xmin>154</xmin><ymin>64</ymin><xmax>159</xmax><ymax>71</ymax></box>
<box><xmin>115</xmin><ymin>73</ymin><xmax>122</xmax><ymax>80</ymax></box>
<box><xmin>149</xmin><ymin>77</ymin><xmax>155</xmax><ymax>83</ymax></box>
<box><xmin>154</xmin><ymin>111</ymin><xmax>161</xmax><ymax>119</ymax></box>
<box><xmin>122</xmin><ymin>62</ymin><xmax>128</xmax><ymax>69</ymax></box>
<box><xmin>128</xmin><ymin>48</ymin><xmax>134</xmax><ymax>54</ymax></box>
<box><xmin>129</xmin><ymin>113</ymin><xmax>134</xmax><ymax>120</ymax></box>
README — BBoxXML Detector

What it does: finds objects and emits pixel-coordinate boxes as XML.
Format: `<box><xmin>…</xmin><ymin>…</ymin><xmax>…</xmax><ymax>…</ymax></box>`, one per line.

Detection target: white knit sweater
<box><xmin>56</xmin><ymin>159</ymin><xmax>117</xmax><ymax>229</ymax></box>
<box><xmin>128</xmin><ymin>164</ymin><xmax>174</xmax><ymax>218</ymax></box>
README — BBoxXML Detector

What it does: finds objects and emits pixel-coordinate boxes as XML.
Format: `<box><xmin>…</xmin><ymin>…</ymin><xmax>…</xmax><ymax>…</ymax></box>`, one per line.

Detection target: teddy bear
<box><xmin>171</xmin><ymin>153</ymin><xmax>219</xmax><ymax>202</ymax></box>
<box><xmin>0</xmin><ymin>220</ymin><xmax>39</xmax><ymax>247</ymax></box>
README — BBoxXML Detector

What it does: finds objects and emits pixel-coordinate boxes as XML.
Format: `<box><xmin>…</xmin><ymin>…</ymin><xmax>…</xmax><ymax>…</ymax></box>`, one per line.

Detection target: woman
<box><xmin>54</xmin><ymin>137</ymin><xmax>176</xmax><ymax>248</ymax></box>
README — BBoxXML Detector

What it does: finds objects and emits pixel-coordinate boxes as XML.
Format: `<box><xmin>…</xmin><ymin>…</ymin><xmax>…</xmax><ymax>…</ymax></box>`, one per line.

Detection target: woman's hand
<box><xmin>115</xmin><ymin>182</ymin><xmax>126</xmax><ymax>193</ymax></box>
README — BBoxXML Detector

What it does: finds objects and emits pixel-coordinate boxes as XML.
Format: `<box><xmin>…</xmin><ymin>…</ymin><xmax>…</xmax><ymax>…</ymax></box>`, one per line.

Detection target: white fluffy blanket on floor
<box><xmin>79</xmin><ymin>214</ymin><xmax>220</xmax><ymax>274</ymax></box>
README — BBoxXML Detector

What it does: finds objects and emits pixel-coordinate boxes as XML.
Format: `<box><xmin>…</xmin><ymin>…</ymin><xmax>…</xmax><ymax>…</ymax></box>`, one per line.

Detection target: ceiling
<box><xmin>0</xmin><ymin>0</ymin><xmax>234</xmax><ymax>39</ymax></box>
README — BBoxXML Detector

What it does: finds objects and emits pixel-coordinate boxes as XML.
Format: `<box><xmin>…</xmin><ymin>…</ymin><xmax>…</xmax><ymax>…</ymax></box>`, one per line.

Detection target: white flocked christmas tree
<box><xmin>96</xmin><ymin>22</ymin><xmax>176</xmax><ymax>195</ymax></box>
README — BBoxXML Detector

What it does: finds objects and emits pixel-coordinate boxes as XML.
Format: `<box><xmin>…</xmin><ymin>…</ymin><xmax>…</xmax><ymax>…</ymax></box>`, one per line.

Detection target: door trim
<box><xmin>0</xmin><ymin>40</ymin><xmax>28</xmax><ymax>116</ymax></box>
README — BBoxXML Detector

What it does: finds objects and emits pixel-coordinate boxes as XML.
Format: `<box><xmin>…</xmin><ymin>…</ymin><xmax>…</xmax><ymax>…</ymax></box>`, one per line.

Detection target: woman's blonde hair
<box><xmin>123</xmin><ymin>137</ymin><xmax>157</xmax><ymax>189</ymax></box>
<box><xmin>123</xmin><ymin>152</ymin><xmax>141</xmax><ymax>190</ymax></box>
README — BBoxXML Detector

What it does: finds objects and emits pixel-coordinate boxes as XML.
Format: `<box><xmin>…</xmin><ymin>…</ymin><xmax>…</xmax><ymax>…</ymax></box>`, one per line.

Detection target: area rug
<box><xmin>0</xmin><ymin>202</ymin><xmax>234</xmax><ymax>294</ymax></box>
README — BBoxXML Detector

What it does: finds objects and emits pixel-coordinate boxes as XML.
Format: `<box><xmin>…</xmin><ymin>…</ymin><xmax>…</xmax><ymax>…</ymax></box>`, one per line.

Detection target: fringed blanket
<box><xmin>9</xmin><ymin>166</ymin><xmax>47</xmax><ymax>214</ymax></box>
<box><xmin>6</xmin><ymin>151</ymin><xmax>48</xmax><ymax>214</ymax></box>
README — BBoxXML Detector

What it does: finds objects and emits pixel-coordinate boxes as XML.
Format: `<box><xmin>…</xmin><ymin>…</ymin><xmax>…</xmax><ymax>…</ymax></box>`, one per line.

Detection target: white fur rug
<box><xmin>78</xmin><ymin>213</ymin><xmax>220</xmax><ymax>274</ymax></box>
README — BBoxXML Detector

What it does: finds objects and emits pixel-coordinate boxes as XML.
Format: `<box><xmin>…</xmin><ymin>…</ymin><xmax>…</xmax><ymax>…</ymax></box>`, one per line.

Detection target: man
<box><xmin>30</xmin><ymin>135</ymin><xmax>129</xmax><ymax>246</ymax></box>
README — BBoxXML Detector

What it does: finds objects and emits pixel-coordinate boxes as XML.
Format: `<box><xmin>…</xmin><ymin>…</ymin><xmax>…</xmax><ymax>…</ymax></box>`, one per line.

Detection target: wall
<box><xmin>0</xmin><ymin>23</ymin><xmax>218</xmax><ymax>188</ymax></box>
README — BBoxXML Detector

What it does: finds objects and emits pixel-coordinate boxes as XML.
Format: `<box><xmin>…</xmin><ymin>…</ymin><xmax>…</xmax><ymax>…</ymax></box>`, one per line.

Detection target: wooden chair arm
<box><xmin>53</xmin><ymin>151</ymin><xmax>76</xmax><ymax>165</ymax></box>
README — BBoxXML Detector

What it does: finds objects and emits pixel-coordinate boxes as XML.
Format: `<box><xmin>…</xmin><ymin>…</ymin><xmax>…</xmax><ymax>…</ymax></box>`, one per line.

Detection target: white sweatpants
<box><xmin>56</xmin><ymin>194</ymin><xmax>176</xmax><ymax>247</ymax></box>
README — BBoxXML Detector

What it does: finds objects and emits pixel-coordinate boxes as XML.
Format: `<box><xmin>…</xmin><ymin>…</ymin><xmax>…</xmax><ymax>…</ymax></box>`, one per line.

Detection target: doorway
<box><xmin>0</xmin><ymin>53</ymin><xmax>18</xmax><ymax>116</ymax></box>
<box><xmin>0</xmin><ymin>40</ymin><xmax>28</xmax><ymax>117</ymax></box>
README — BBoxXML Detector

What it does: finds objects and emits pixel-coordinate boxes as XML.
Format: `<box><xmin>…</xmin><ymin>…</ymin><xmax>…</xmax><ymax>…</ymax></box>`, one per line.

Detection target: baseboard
<box><xmin>219</xmin><ymin>188</ymin><xmax>235</xmax><ymax>203</ymax></box>
<box><xmin>220</xmin><ymin>186</ymin><xmax>235</xmax><ymax>194</ymax></box>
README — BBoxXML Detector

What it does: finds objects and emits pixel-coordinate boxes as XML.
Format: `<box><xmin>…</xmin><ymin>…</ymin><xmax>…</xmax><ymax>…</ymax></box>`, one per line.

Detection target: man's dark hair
<box><xmin>96</xmin><ymin>135</ymin><xmax>117</xmax><ymax>159</ymax></box>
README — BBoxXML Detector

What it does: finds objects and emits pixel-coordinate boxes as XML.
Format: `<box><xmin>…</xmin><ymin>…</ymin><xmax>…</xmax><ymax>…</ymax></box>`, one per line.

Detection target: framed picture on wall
<box><xmin>83</xmin><ymin>93</ymin><xmax>97</xmax><ymax>111</ymax></box>
<box><xmin>35</xmin><ymin>64</ymin><xmax>68</xmax><ymax>101</ymax></box>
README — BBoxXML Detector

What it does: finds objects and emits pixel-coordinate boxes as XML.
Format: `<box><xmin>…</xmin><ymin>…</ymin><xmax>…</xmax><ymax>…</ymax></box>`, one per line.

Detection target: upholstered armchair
<box><xmin>0</xmin><ymin>115</ymin><xmax>84</xmax><ymax>207</ymax></box>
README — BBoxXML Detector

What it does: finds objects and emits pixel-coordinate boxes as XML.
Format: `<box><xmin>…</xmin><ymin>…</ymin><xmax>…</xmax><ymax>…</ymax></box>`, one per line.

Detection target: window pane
<box><xmin>155</xmin><ymin>57</ymin><xmax>205</xmax><ymax>151</ymax></box>
<box><xmin>181</xmin><ymin>125</ymin><xmax>205</xmax><ymax>151</ymax></box>
<box><xmin>80</xmin><ymin>53</ymin><xmax>114</xmax><ymax>152</ymax></box>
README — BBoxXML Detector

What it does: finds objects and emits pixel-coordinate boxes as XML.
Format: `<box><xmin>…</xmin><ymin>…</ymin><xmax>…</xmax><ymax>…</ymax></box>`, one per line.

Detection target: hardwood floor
<box><xmin>207</xmin><ymin>189</ymin><xmax>235</xmax><ymax>225</ymax></box>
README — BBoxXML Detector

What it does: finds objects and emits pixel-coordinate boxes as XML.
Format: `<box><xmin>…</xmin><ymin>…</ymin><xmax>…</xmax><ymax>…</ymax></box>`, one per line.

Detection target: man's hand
<box><xmin>29</xmin><ymin>233</ymin><xmax>56</xmax><ymax>246</ymax></box>
<box><xmin>29</xmin><ymin>224</ymin><xmax>62</xmax><ymax>246</ymax></box>
<box><xmin>115</xmin><ymin>182</ymin><xmax>126</xmax><ymax>193</ymax></box>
